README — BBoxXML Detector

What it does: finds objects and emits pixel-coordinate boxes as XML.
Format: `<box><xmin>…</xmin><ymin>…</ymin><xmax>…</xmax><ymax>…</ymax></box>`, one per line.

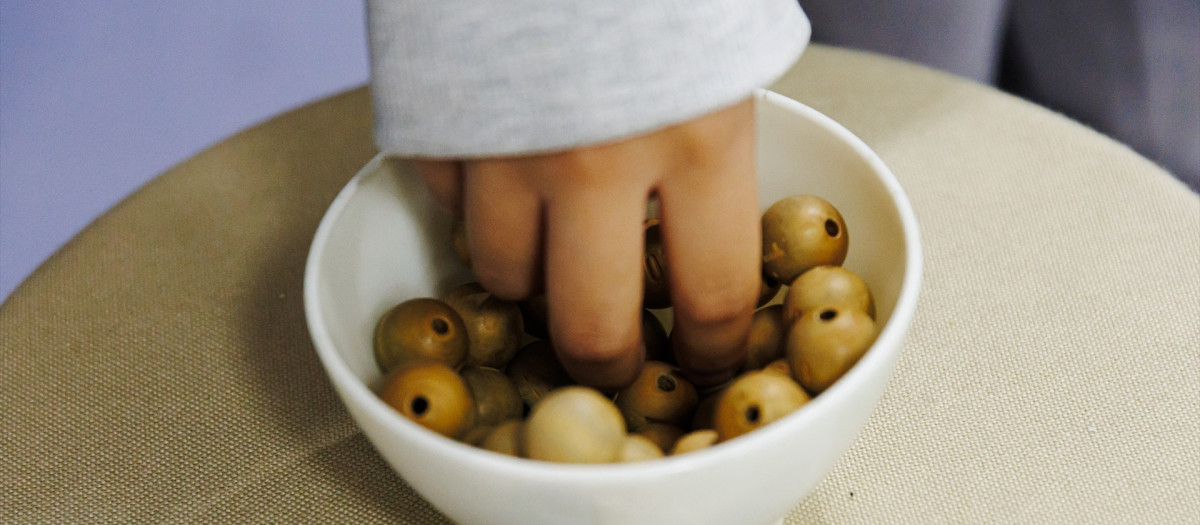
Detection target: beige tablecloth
<box><xmin>3</xmin><ymin>45</ymin><xmax>1198</xmax><ymax>524</ymax></box>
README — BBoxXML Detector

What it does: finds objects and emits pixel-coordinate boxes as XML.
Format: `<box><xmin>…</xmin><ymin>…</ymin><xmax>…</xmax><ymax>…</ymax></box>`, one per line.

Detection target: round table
<box><xmin>3</xmin><ymin>45</ymin><xmax>1197</xmax><ymax>524</ymax></box>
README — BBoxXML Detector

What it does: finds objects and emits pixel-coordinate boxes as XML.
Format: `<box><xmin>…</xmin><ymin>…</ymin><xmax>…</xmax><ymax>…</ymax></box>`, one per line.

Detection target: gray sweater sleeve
<box><xmin>366</xmin><ymin>0</ymin><xmax>811</xmax><ymax>158</ymax></box>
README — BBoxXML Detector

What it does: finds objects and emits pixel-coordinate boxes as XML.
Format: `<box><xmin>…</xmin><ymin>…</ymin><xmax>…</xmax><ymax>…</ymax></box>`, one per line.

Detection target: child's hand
<box><xmin>414</xmin><ymin>99</ymin><xmax>759</xmax><ymax>390</ymax></box>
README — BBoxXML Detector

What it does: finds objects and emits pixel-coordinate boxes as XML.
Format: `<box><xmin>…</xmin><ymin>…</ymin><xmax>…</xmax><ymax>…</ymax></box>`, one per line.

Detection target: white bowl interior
<box><xmin>304</xmin><ymin>90</ymin><xmax>921</xmax><ymax>525</ymax></box>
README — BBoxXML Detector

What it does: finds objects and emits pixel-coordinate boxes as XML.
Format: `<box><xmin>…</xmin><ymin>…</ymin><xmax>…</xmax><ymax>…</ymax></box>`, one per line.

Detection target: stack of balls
<box><xmin>371</xmin><ymin>195</ymin><xmax>878</xmax><ymax>464</ymax></box>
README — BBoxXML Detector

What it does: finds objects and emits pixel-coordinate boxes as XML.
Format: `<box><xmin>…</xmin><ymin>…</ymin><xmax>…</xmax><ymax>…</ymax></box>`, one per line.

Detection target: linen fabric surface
<box><xmin>3</xmin><ymin>45</ymin><xmax>1197</xmax><ymax>524</ymax></box>
<box><xmin>366</xmin><ymin>0</ymin><xmax>810</xmax><ymax>157</ymax></box>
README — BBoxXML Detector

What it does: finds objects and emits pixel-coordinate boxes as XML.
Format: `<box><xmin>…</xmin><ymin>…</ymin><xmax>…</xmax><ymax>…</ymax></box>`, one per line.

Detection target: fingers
<box><xmin>542</xmin><ymin>156</ymin><xmax>650</xmax><ymax>390</ymax></box>
<box><xmin>421</xmin><ymin>97</ymin><xmax>757</xmax><ymax>392</ymax></box>
<box><xmin>657</xmin><ymin>99</ymin><xmax>760</xmax><ymax>386</ymax></box>
<box><xmin>461</xmin><ymin>161</ymin><xmax>543</xmax><ymax>300</ymax></box>
<box><xmin>412</xmin><ymin>159</ymin><xmax>463</xmax><ymax>217</ymax></box>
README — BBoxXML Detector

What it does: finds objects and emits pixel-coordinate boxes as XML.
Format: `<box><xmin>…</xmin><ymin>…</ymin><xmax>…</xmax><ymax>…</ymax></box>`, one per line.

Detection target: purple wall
<box><xmin>0</xmin><ymin>1</ymin><xmax>370</xmax><ymax>301</ymax></box>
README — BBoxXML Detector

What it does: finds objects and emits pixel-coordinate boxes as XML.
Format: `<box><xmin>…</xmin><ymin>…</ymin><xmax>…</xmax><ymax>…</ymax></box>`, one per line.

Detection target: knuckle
<box><xmin>673</xmin><ymin>278</ymin><xmax>757</xmax><ymax>326</ymax></box>
<box><xmin>552</xmin><ymin>317</ymin><xmax>637</xmax><ymax>363</ymax></box>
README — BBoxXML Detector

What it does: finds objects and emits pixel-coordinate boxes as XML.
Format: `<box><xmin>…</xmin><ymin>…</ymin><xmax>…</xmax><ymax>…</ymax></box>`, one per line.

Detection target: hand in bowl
<box><xmin>412</xmin><ymin>99</ymin><xmax>760</xmax><ymax>389</ymax></box>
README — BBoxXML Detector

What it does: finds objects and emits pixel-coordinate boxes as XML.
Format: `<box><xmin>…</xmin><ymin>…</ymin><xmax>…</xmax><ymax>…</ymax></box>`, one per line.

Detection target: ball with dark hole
<box><xmin>761</xmin><ymin>194</ymin><xmax>849</xmax><ymax>284</ymax></box>
<box><xmin>373</xmin><ymin>298</ymin><xmax>469</xmax><ymax>374</ymax></box>
<box><xmin>784</xmin><ymin>265</ymin><xmax>875</xmax><ymax>322</ymax></box>
<box><xmin>379</xmin><ymin>363</ymin><xmax>476</xmax><ymax>439</ymax></box>
<box><xmin>615</xmin><ymin>360</ymin><xmax>699</xmax><ymax>430</ymax></box>
<box><xmin>787</xmin><ymin>306</ymin><xmax>877</xmax><ymax>394</ymax></box>
<box><xmin>713</xmin><ymin>370</ymin><xmax>810</xmax><ymax>442</ymax></box>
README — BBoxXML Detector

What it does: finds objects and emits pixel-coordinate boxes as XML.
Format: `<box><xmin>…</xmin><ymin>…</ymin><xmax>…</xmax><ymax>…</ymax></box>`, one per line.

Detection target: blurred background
<box><xmin>2</xmin><ymin>0</ymin><xmax>1197</xmax><ymax>302</ymax></box>
<box><xmin>1</xmin><ymin>1</ymin><xmax>371</xmax><ymax>301</ymax></box>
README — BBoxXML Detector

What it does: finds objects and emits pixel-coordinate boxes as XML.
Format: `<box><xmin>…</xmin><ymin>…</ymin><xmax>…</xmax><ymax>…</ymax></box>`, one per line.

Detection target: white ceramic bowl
<box><xmin>304</xmin><ymin>90</ymin><xmax>922</xmax><ymax>525</ymax></box>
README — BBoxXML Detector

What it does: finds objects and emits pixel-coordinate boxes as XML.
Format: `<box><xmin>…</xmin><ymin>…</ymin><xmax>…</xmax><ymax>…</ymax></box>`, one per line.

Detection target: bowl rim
<box><xmin>302</xmin><ymin>89</ymin><xmax>923</xmax><ymax>481</ymax></box>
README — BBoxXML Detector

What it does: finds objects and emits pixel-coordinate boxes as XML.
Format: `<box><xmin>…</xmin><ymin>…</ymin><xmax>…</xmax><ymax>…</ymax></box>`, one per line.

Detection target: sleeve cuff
<box><xmin>367</xmin><ymin>0</ymin><xmax>811</xmax><ymax>157</ymax></box>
